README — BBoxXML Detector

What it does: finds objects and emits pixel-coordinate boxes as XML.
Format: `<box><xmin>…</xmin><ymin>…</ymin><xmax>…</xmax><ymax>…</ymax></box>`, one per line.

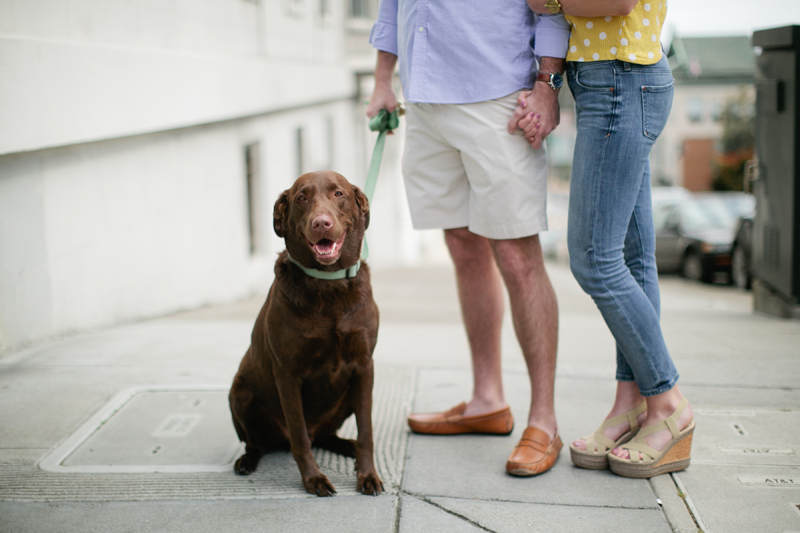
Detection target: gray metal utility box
<box><xmin>752</xmin><ymin>25</ymin><xmax>800</xmax><ymax>316</ymax></box>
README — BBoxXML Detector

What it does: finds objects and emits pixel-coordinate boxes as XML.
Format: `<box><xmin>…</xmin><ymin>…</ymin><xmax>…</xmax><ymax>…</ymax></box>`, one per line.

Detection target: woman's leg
<box><xmin>566</xmin><ymin>58</ymin><xmax>691</xmax><ymax>456</ymax></box>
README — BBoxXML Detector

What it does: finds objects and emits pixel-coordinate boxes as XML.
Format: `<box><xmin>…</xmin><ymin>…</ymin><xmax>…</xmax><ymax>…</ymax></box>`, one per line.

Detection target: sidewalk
<box><xmin>1</xmin><ymin>261</ymin><xmax>798</xmax><ymax>532</ymax></box>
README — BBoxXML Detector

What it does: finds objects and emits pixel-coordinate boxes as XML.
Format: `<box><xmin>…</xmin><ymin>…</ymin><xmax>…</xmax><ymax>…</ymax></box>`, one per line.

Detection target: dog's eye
<box><xmin>334</xmin><ymin>191</ymin><xmax>343</xmax><ymax>197</ymax></box>
<box><xmin>297</xmin><ymin>194</ymin><xmax>307</xmax><ymax>203</ymax></box>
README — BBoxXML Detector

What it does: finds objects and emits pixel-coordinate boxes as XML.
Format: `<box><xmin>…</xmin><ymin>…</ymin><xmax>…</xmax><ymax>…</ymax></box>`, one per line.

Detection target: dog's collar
<box><xmin>287</xmin><ymin>254</ymin><xmax>361</xmax><ymax>280</ymax></box>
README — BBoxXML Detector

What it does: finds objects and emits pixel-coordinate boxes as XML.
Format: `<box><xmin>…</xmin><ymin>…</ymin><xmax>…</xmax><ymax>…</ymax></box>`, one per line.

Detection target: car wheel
<box><xmin>731</xmin><ymin>244</ymin><xmax>751</xmax><ymax>290</ymax></box>
<box><xmin>681</xmin><ymin>252</ymin><xmax>706</xmax><ymax>282</ymax></box>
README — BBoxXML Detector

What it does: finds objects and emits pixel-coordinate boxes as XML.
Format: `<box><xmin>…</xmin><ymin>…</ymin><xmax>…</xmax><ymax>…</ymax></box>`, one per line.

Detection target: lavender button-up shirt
<box><xmin>369</xmin><ymin>0</ymin><xmax>570</xmax><ymax>104</ymax></box>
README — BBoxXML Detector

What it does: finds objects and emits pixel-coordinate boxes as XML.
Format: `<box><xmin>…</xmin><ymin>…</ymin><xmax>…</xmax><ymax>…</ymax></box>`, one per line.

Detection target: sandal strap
<box><xmin>618</xmin><ymin>397</ymin><xmax>690</xmax><ymax>461</ymax></box>
<box><xmin>601</xmin><ymin>401</ymin><xmax>647</xmax><ymax>432</ymax></box>
<box><xmin>622</xmin><ymin>439</ymin><xmax>659</xmax><ymax>462</ymax></box>
<box><xmin>583</xmin><ymin>401</ymin><xmax>647</xmax><ymax>453</ymax></box>
<box><xmin>585</xmin><ymin>432</ymin><xmax>616</xmax><ymax>453</ymax></box>
<box><xmin>635</xmin><ymin>396</ymin><xmax>689</xmax><ymax>440</ymax></box>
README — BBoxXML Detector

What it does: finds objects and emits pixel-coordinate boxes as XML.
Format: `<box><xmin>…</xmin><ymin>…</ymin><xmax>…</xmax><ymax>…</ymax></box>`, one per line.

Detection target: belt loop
<box><xmin>623</xmin><ymin>62</ymin><xmax>632</xmax><ymax>72</ymax></box>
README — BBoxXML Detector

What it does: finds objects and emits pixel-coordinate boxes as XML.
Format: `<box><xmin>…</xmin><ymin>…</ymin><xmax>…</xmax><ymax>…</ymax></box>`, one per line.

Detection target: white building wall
<box><xmin>0</xmin><ymin>0</ymin><xmax>386</xmax><ymax>352</ymax></box>
<box><xmin>0</xmin><ymin>99</ymin><xmax>363</xmax><ymax>352</ymax></box>
<box><xmin>0</xmin><ymin>0</ymin><xmax>354</xmax><ymax>156</ymax></box>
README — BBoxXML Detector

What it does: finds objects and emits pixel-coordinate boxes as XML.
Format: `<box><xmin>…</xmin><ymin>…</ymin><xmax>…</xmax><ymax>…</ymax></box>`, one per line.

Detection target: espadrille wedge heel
<box><xmin>569</xmin><ymin>401</ymin><xmax>647</xmax><ymax>470</ymax></box>
<box><xmin>608</xmin><ymin>397</ymin><xmax>694</xmax><ymax>479</ymax></box>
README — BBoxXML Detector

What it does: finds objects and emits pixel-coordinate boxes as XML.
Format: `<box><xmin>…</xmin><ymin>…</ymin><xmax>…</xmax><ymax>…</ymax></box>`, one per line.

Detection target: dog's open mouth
<box><xmin>307</xmin><ymin>232</ymin><xmax>346</xmax><ymax>265</ymax></box>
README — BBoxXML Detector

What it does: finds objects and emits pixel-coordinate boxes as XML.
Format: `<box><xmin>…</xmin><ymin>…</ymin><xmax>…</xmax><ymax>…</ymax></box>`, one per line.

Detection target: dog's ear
<box><xmin>273</xmin><ymin>190</ymin><xmax>289</xmax><ymax>238</ymax></box>
<box><xmin>353</xmin><ymin>185</ymin><xmax>370</xmax><ymax>230</ymax></box>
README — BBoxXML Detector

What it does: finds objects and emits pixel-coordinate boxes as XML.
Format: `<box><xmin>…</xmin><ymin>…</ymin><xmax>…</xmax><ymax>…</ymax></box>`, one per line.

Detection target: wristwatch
<box><xmin>536</xmin><ymin>71</ymin><xmax>563</xmax><ymax>91</ymax></box>
<box><xmin>544</xmin><ymin>0</ymin><xmax>562</xmax><ymax>14</ymax></box>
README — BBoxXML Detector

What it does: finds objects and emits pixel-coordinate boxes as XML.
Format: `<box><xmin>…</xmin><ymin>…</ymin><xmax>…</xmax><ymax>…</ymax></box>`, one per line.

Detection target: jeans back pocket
<box><xmin>641</xmin><ymin>81</ymin><xmax>674</xmax><ymax>140</ymax></box>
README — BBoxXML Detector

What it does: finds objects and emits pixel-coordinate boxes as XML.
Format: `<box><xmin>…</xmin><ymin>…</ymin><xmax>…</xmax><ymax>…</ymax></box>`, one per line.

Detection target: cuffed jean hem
<box><xmin>615</xmin><ymin>373</ymin><xmax>680</xmax><ymax>398</ymax></box>
<box><xmin>635</xmin><ymin>374</ymin><xmax>681</xmax><ymax>397</ymax></box>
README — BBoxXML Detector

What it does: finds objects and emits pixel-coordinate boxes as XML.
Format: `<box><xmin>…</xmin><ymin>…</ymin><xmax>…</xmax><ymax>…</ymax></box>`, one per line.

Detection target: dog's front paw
<box><xmin>234</xmin><ymin>454</ymin><xmax>258</xmax><ymax>475</ymax></box>
<box><xmin>357</xmin><ymin>472</ymin><xmax>384</xmax><ymax>496</ymax></box>
<box><xmin>304</xmin><ymin>474</ymin><xmax>337</xmax><ymax>497</ymax></box>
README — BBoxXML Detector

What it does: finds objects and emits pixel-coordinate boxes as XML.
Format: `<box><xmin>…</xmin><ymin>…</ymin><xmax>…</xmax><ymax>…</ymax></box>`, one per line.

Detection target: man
<box><xmin>367</xmin><ymin>0</ymin><xmax>569</xmax><ymax>475</ymax></box>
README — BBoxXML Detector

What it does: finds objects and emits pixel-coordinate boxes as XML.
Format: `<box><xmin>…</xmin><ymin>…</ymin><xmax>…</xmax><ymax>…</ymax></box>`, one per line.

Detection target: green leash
<box><xmin>288</xmin><ymin>108</ymin><xmax>401</xmax><ymax>280</ymax></box>
<box><xmin>361</xmin><ymin>107</ymin><xmax>401</xmax><ymax>261</ymax></box>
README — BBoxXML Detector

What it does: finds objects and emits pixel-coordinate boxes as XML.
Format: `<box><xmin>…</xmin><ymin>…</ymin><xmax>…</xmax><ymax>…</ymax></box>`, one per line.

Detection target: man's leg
<box><xmin>444</xmin><ymin>227</ymin><xmax>508</xmax><ymax>416</ymax></box>
<box><xmin>490</xmin><ymin>234</ymin><xmax>558</xmax><ymax>439</ymax></box>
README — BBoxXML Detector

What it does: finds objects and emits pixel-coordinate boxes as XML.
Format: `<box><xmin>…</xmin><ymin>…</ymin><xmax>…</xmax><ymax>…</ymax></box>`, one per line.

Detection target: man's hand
<box><xmin>366</xmin><ymin>50</ymin><xmax>399</xmax><ymax>123</ymax></box>
<box><xmin>366</xmin><ymin>84</ymin><xmax>398</xmax><ymax>119</ymax></box>
<box><xmin>507</xmin><ymin>83</ymin><xmax>560</xmax><ymax>149</ymax></box>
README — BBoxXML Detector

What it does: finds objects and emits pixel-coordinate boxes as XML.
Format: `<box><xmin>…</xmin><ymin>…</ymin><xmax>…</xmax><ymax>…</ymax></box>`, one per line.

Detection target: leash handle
<box><xmin>364</xmin><ymin>108</ymin><xmax>401</xmax><ymax>201</ymax></box>
<box><xmin>362</xmin><ymin>107</ymin><xmax>402</xmax><ymax>261</ymax></box>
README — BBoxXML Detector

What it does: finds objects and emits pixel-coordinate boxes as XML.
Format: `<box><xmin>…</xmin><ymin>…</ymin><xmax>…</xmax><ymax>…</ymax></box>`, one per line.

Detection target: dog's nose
<box><xmin>311</xmin><ymin>214</ymin><xmax>333</xmax><ymax>231</ymax></box>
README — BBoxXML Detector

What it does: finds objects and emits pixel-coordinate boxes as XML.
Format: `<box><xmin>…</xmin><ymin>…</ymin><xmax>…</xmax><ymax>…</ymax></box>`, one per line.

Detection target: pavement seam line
<box><xmin>671</xmin><ymin>472</ymin><xmax>709</xmax><ymax>533</ymax></box>
<box><xmin>392</xmin><ymin>494</ymin><xmax>403</xmax><ymax>533</ymax></box>
<box><xmin>561</xmin><ymin>375</ymin><xmax>799</xmax><ymax>392</ymax></box>
<box><xmin>403</xmin><ymin>490</ymin><xmax>659</xmax><ymax>511</ymax></box>
<box><xmin>408</xmin><ymin>493</ymin><xmax>498</xmax><ymax>533</ymax></box>
<box><xmin>391</xmin><ymin>365</ymin><xmax>415</xmax><ymax>533</ymax></box>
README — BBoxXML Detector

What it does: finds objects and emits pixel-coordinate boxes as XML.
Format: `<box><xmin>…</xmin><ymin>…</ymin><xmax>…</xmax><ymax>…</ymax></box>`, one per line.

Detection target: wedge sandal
<box><xmin>608</xmin><ymin>397</ymin><xmax>694</xmax><ymax>479</ymax></box>
<box><xmin>569</xmin><ymin>401</ymin><xmax>647</xmax><ymax>470</ymax></box>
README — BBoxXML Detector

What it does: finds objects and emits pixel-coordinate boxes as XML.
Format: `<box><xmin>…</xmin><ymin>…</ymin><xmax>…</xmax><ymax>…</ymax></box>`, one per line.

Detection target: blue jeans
<box><xmin>566</xmin><ymin>56</ymin><xmax>678</xmax><ymax>396</ymax></box>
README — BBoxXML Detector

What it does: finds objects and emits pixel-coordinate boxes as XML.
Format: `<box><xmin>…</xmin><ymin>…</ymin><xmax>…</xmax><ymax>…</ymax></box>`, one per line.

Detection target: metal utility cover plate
<box><xmin>691</xmin><ymin>408</ymin><xmax>799</xmax><ymax>466</ymax></box>
<box><xmin>39</xmin><ymin>385</ymin><xmax>242</xmax><ymax>473</ymax></box>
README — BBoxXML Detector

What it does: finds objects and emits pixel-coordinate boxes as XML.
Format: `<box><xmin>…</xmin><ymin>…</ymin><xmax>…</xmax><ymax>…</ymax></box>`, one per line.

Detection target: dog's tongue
<box><xmin>313</xmin><ymin>239</ymin><xmax>337</xmax><ymax>256</ymax></box>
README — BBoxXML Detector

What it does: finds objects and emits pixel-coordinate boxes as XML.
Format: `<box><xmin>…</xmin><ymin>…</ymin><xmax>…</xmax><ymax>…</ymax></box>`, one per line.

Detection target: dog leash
<box><xmin>361</xmin><ymin>107</ymin><xmax>401</xmax><ymax>262</ymax></box>
<box><xmin>288</xmin><ymin>108</ymin><xmax>401</xmax><ymax>280</ymax></box>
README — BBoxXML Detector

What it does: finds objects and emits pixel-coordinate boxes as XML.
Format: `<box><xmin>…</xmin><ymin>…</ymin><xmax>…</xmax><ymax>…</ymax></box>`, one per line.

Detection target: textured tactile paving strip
<box><xmin>0</xmin><ymin>365</ymin><xmax>412</xmax><ymax>502</ymax></box>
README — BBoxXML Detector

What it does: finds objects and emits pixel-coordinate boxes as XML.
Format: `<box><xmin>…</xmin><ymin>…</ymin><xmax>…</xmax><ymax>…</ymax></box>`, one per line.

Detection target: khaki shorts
<box><xmin>402</xmin><ymin>92</ymin><xmax>549</xmax><ymax>240</ymax></box>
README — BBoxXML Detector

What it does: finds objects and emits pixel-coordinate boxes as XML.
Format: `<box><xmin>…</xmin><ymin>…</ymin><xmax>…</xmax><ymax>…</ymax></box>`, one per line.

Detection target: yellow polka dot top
<box><xmin>565</xmin><ymin>0</ymin><xmax>667</xmax><ymax>64</ymax></box>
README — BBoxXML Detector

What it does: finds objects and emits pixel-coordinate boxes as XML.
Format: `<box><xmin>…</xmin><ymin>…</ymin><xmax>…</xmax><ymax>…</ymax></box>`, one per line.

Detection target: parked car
<box><xmin>653</xmin><ymin>191</ymin><xmax>755</xmax><ymax>283</ymax></box>
<box><xmin>692</xmin><ymin>191</ymin><xmax>755</xmax><ymax>222</ymax></box>
<box><xmin>731</xmin><ymin>213</ymin><xmax>755</xmax><ymax>290</ymax></box>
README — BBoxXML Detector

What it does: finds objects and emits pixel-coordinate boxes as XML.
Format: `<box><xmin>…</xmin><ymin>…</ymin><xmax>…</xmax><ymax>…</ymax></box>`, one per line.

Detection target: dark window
<box><xmin>245</xmin><ymin>143</ymin><xmax>261</xmax><ymax>255</ymax></box>
<box><xmin>325</xmin><ymin>116</ymin><xmax>335</xmax><ymax>170</ymax></box>
<box><xmin>350</xmin><ymin>0</ymin><xmax>369</xmax><ymax>18</ymax></box>
<box><xmin>296</xmin><ymin>127</ymin><xmax>305</xmax><ymax>176</ymax></box>
<box><xmin>687</xmin><ymin>98</ymin><xmax>703</xmax><ymax>123</ymax></box>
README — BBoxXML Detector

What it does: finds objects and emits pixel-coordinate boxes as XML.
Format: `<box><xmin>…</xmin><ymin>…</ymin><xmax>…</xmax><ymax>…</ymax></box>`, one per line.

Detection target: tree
<box><xmin>712</xmin><ymin>86</ymin><xmax>755</xmax><ymax>191</ymax></box>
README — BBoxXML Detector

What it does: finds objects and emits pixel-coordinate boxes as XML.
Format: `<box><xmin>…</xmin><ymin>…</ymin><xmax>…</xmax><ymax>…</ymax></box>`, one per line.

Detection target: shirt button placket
<box><xmin>410</xmin><ymin>0</ymin><xmax>430</xmax><ymax>101</ymax></box>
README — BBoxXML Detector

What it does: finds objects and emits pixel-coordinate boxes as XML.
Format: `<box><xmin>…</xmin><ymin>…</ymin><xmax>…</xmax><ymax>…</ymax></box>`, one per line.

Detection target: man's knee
<box><xmin>445</xmin><ymin>228</ymin><xmax>490</xmax><ymax>263</ymax></box>
<box><xmin>491</xmin><ymin>235</ymin><xmax>544</xmax><ymax>279</ymax></box>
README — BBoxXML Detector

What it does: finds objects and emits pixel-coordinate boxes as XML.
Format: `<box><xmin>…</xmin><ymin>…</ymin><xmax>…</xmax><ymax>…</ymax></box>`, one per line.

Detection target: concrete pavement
<box><xmin>1</xmin><ymin>260</ymin><xmax>799</xmax><ymax>532</ymax></box>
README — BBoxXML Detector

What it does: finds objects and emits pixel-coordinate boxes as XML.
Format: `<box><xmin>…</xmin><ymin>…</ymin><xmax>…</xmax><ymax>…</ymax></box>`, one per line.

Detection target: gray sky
<box><xmin>663</xmin><ymin>0</ymin><xmax>800</xmax><ymax>45</ymax></box>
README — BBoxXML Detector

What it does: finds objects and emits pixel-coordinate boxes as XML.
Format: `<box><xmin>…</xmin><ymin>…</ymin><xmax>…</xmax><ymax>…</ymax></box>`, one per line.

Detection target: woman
<box><xmin>519</xmin><ymin>0</ymin><xmax>694</xmax><ymax>478</ymax></box>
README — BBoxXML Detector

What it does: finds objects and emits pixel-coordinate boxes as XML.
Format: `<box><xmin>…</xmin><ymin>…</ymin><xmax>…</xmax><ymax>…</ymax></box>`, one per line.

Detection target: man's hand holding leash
<box><xmin>367</xmin><ymin>50</ymin><xmax>399</xmax><ymax>127</ymax></box>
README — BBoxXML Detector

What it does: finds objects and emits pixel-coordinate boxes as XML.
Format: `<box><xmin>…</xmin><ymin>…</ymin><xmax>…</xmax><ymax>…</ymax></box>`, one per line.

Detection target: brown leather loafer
<box><xmin>407</xmin><ymin>402</ymin><xmax>514</xmax><ymax>435</ymax></box>
<box><xmin>506</xmin><ymin>426</ymin><xmax>562</xmax><ymax>476</ymax></box>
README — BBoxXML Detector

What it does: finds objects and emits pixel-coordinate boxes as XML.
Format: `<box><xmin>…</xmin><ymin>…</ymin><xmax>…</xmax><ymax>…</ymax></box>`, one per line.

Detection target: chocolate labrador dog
<box><xmin>229</xmin><ymin>171</ymin><xmax>382</xmax><ymax>497</ymax></box>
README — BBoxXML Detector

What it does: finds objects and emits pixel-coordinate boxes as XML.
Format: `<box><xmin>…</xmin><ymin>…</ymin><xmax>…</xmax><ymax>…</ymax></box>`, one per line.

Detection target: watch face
<box><xmin>551</xmin><ymin>73</ymin><xmax>563</xmax><ymax>90</ymax></box>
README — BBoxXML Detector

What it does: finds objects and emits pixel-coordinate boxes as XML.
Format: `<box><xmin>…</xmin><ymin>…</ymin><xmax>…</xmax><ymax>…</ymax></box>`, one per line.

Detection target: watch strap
<box><xmin>536</xmin><ymin>72</ymin><xmax>562</xmax><ymax>90</ymax></box>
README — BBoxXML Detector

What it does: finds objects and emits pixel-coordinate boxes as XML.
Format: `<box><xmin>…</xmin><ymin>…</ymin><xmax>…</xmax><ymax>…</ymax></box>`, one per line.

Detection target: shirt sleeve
<box><xmin>532</xmin><ymin>14</ymin><xmax>570</xmax><ymax>59</ymax></box>
<box><xmin>369</xmin><ymin>0</ymin><xmax>399</xmax><ymax>56</ymax></box>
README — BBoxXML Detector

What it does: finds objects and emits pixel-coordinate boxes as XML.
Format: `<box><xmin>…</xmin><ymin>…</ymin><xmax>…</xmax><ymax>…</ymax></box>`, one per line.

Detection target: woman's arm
<box><xmin>527</xmin><ymin>0</ymin><xmax>638</xmax><ymax>17</ymax></box>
